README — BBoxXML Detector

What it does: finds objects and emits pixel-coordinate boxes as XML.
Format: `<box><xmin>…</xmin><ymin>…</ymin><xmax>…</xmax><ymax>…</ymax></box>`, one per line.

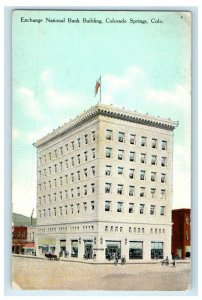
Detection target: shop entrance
<box><xmin>105</xmin><ymin>241</ymin><xmax>121</xmax><ymax>260</ymax></box>
<box><xmin>84</xmin><ymin>240</ymin><xmax>93</xmax><ymax>259</ymax></box>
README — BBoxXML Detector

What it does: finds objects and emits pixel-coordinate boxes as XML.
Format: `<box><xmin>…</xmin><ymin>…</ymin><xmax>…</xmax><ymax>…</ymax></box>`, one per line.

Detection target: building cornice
<box><xmin>33</xmin><ymin>103</ymin><xmax>178</xmax><ymax>148</ymax></box>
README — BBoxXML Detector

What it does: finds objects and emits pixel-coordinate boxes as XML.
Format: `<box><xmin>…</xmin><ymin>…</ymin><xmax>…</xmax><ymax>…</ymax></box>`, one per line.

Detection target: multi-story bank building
<box><xmin>33</xmin><ymin>104</ymin><xmax>178</xmax><ymax>262</ymax></box>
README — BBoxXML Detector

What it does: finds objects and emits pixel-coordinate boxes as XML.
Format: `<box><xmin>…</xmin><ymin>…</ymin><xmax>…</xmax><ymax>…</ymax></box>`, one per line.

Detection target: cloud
<box><xmin>103</xmin><ymin>66</ymin><xmax>144</xmax><ymax>95</ymax></box>
<box><xmin>17</xmin><ymin>87</ymin><xmax>46</xmax><ymax>121</ymax></box>
<box><xmin>45</xmin><ymin>88</ymin><xmax>87</xmax><ymax>110</ymax></box>
<box><xmin>40</xmin><ymin>68</ymin><xmax>53</xmax><ymax>85</ymax></box>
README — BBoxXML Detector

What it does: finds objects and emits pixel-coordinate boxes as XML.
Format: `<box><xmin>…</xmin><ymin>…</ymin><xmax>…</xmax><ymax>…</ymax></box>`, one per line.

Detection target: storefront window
<box><xmin>151</xmin><ymin>241</ymin><xmax>163</xmax><ymax>259</ymax></box>
<box><xmin>129</xmin><ymin>241</ymin><xmax>143</xmax><ymax>259</ymax></box>
<box><xmin>71</xmin><ymin>240</ymin><xmax>78</xmax><ymax>257</ymax></box>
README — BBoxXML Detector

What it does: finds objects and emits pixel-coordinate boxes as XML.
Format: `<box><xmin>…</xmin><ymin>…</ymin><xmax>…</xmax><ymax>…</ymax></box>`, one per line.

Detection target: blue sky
<box><xmin>12</xmin><ymin>10</ymin><xmax>191</xmax><ymax>217</ymax></box>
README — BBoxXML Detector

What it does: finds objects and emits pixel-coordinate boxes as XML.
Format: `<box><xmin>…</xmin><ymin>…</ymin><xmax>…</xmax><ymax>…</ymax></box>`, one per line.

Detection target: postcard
<box><xmin>12</xmin><ymin>10</ymin><xmax>191</xmax><ymax>291</ymax></box>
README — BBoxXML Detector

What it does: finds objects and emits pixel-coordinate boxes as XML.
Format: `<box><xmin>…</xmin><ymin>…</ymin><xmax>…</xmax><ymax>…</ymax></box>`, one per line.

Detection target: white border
<box><xmin>1</xmin><ymin>1</ymin><xmax>200</xmax><ymax>299</ymax></box>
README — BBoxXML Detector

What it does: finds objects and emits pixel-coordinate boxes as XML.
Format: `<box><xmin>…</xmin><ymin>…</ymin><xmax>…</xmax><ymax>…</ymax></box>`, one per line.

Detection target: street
<box><xmin>12</xmin><ymin>256</ymin><xmax>191</xmax><ymax>291</ymax></box>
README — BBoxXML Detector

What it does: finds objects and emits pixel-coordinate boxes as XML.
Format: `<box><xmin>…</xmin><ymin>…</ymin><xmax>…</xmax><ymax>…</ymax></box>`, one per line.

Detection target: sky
<box><xmin>12</xmin><ymin>10</ymin><xmax>191</xmax><ymax>217</ymax></box>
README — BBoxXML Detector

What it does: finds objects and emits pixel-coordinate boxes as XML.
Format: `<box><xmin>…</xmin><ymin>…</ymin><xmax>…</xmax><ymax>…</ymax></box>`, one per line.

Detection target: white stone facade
<box><xmin>33</xmin><ymin>104</ymin><xmax>178</xmax><ymax>262</ymax></box>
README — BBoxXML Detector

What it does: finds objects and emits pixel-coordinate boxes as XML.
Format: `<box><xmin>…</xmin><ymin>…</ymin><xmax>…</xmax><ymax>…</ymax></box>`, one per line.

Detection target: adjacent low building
<box><xmin>172</xmin><ymin>208</ymin><xmax>191</xmax><ymax>259</ymax></box>
<box><xmin>33</xmin><ymin>103</ymin><xmax>178</xmax><ymax>262</ymax></box>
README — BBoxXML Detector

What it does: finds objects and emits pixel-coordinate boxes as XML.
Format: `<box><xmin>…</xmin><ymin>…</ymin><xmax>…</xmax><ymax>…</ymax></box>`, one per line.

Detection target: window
<box><xmin>84</xmin><ymin>151</ymin><xmax>88</xmax><ymax>161</ymax></box>
<box><xmin>54</xmin><ymin>164</ymin><xmax>57</xmax><ymax>173</ymax></box>
<box><xmin>118</xmin><ymin>132</ymin><xmax>125</xmax><ymax>142</ymax></box>
<box><xmin>71</xmin><ymin>204</ymin><xmax>74</xmax><ymax>214</ymax></box>
<box><xmin>151</xmin><ymin>242</ymin><xmax>163</xmax><ymax>259</ymax></box>
<box><xmin>129</xmin><ymin>169</ymin><xmax>135</xmax><ymax>179</ymax></box>
<box><xmin>65</xmin><ymin>205</ymin><xmax>68</xmax><ymax>215</ymax></box>
<box><xmin>39</xmin><ymin>170</ymin><xmax>41</xmax><ymax>178</ymax></box>
<box><xmin>150</xmin><ymin>205</ymin><xmax>155</xmax><ymax>215</ymax></box>
<box><xmin>161</xmin><ymin>173</ymin><xmax>166</xmax><ymax>183</ymax></box>
<box><xmin>91</xmin><ymin>183</ymin><xmax>95</xmax><ymax>193</ymax></box>
<box><xmin>186</xmin><ymin>215</ymin><xmax>189</xmax><ymax>225</ymax></box>
<box><xmin>106</xmin><ymin>129</ymin><xmax>112</xmax><ymax>140</ymax></box>
<box><xmin>151</xmin><ymin>155</ymin><xmax>157</xmax><ymax>165</ymax></box>
<box><xmin>106</xmin><ymin>147</ymin><xmax>112</xmax><ymax>158</ymax></box>
<box><xmin>77</xmin><ymin>154</ymin><xmax>81</xmax><ymax>164</ymax></box>
<box><xmin>152</xmin><ymin>138</ymin><xmax>157</xmax><ymax>149</ymax></box>
<box><xmin>160</xmin><ymin>206</ymin><xmax>165</xmax><ymax>215</ymax></box>
<box><xmin>105</xmin><ymin>201</ymin><xmax>111</xmax><ymax>211</ymax></box>
<box><xmin>120</xmin><ymin>227</ymin><xmax>123</xmax><ymax>232</ymax></box>
<box><xmin>83</xmin><ymin>202</ymin><xmax>87</xmax><ymax>211</ymax></box>
<box><xmin>84</xmin><ymin>134</ymin><xmax>88</xmax><ymax>144</ymax></box>
<box><xmin>60</xmin><ymin>147</ymin><xmax>63</xmax><ymax>156</ymax></box>
<box><xmin>84</xmin><ymin>185</ymin><xmax>87</xmax><ymax>195</ymax></box>
<box><xmin>84</xmin><ymin>169</ymin><xmax>88</xmax><ymax>178</ymax></box>
<box><xmin>151</xmin><ymin>188</ymin><xmax>156</xmax><ymax>198</ymax></box>
<box><xmin>129</xmin><ymin>151</ymin><xmax>135</xmax><ymax>162</ymax></box>
<box><xmin>141</xmin><ymin>136</ymin><xmax>147</xmax><ymax>147</ymax></box>
<box><xmin>49</xmin><ymin>152</ymin><xmax>52</xmax><ymax>160</ymax></box>
<box><xmin>129</xmin><ymin>203</ymin><xmax>134</xmax><ymax>213</ymax></box>
<box><xmin>92</xmin><ymin>148</ymin><xmax>95</xmax><ymax>159</ymax></box>
<box><xmin>140</xmin><ymin>187</ymin><xmax>145</xmax><ymax>197</ymax></box>
<box><xmin>54</xmin><ymin>179</ymin><xmax>57</xmax><ymax>187</ymax></box>
<box><xmin>54</xmin><ymin>149</ymin><xmax>57</xmax><ymax>158</ymax></box>
<box><xmin>161</xmin><ymin>157</ymin><xmax>167</xmax><ymax>167</ymax></box>
<box><xmin>130</xmin><ymin>134</ymin><xmax>136</xmax><ymax>145</ymax></box>
<box><xmin>71</xmin><ymin>173</ymin><xmax>74</xmax><ymax>182</ymax></box>
<box><xmin>162</xmin><ymin>140</ymin><xmax>167</xmax><ymax>150</ymax></box>
<box><xmin>186</xmin><ymin>231</ymin><xmax>189</xmax><ymax>240</ymax></box>
<box><xmin>48</xmin><ymin>194</ymin><xmax>51</xmax><ymax>203</ymax></box>
<box><xmin>92</xmin><ymin>131</ymin><xmax>96</xmax><ymax>141</ymax></box>
<box><xmin>140</xmin><ymin>204</ymin><xmax>145</xmax><ymax>214</ymax></box>
<box><xmin>129</xmin><ymin>227</ymin><xmax>132</xmax><ymax>233</ymax></box>
<box><xmin>49</xmin><ymin>166</ymin><xmax>51</xmax><ymax>175</ymax></box>
<box><xmin>43</xmin><ymin>195</ymin><xmax>46</xmax><ymax>204</ymax></box>
<box><xmin>129</xmin><ymin>186</ymin><xmax>135</xmax><ymax>196</ymax></box>
<box><xmin>104</xmin><ymin>165</ymin><xmax>111</xmax><ymax>176</ymax></box>
<box><xmin>71</xmin><ymin>141</ymin><xmax>74</xmax><ymax>150</ymax></box>
<box><xmin>65</xmin><ymin>174</ymin><xmax>68</xmax><ymax>184</ymax></box>
<box><xmin>60</xmin><ymin>206</ymin><xmax>63</xmax><ymax>215</ymax></box>
<box><xmin>117</xmin><ymin>184</ymin><xmax>123</xmax><ymax>194</ymax></box>
<box><xmin>65</xmin><ymin>144</ymin><xmax>68</xmax><ymax>152</ymax></box>
<box><xmin>151</xmin><ymin>172</ymin><xmax>156</xmax><ymax>182</ymax></box>
<box><xmin>44</xmin><ymin>169</ymin><xmax>46</xmax><ymax>176</ymax></box>
<box><xmin>129</xmin><ymin>241</ymin><xmax>143</xmax><ymax>260</ymax></box>
<box><xmin>65</xmin><ymin>159</ymin><xmax>68</xmax><ymax>168</ymax></box>
<box><xmin>118</xmin><ymin>149</ymin><xmax>124</xmax><ymax>160</ymax></box>
<box><xmin>140</xmin><ymin>170</ymin><xmax>146</xmax><ymax>180</ymax></box>
<box><xmin>105</xmin><ymin>183</ymin><xmax>111</xmax><ymax>193</ymax></box>
<box><xmin>48</xmin><ymin>208</ymin><xmax>51</xmax><ymax>217</ymax></box>
<box><xmin>53</xmin><ymin>207</ymin><xmax>56</xmax><ymax>216</ymax></box>
<box><xmin>91</xmin><ymin>201</ymin><xmax>95</xmax><ymax>210</ymax></box>
<box><xmin>60</xmin><ymin>177</ymin><xmax>63</xmax><ymax>186</ymax></box>
<box><xmin>71</xmin><ymin>188</ymin><xmax>74</xmax><ymax>198</ymax></box>
<box><xmin>39</xmin><ymin>183</ymin><xmax>41</xmax><ymax>191</ymax></box>
<box><xmin>77</xmin><ymin>187</ymin><xmax>80</xmax><ymax>197</ymax></box>
<box><xmin>118</xmin><ymin>167</ymin><xmax>124</xmax><ymax>175</ymax></box>
<box><xmin>44</xmin><ymin>155</ymin><xmax>47</xmax><ymax>163</ymax></box>
<box><xmin>71</xmin><ymin>157</ymin><xmax>74</xmax><ymax>166</ymax></box>
<box><xmin>91</xmin><ymin>166</ymin><xmax>95</xmax><ymax>176</ymax></box>
<box><xmin>38</xmin><ymin>197</ymin><xmax>41</xmax><ymax>205</ymax></box>
<box><xmin>141</xmin><ymin>153</ymin><xmax>146</xmax><ymax>164</ymax></box>
<box><xmin>161</xmin><ymin>189</ymin><xmax>166</xmax><ymax>199</ymax></box>
<box><xmin>53</xmin><ymin>193</ymin><xmax>56</xmax><ymax>201</ymax></box>
<box><xmin>105</xmin><ymin>226</ymin><xmax>109</xmax><ymax>232</ymax></box>
<box><xmin>117</xmin><ymin>202</ymin><xmax>123</xmax><ymax>212</ymax></box>
<box><xmin>77</xmin><ymin>171</ymin><xmax>80</xmax><ymax>180</ymax></box>
<box><xmin>77</xmin><ymin>203</ymin><xmax>80</xmax><ymax>213</ymax></box>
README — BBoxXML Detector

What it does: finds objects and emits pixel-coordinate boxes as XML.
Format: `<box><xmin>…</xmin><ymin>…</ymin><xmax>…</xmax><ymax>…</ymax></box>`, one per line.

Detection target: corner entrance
<box><xmin>84</xmin><ymin>240</ymin><xmax>93</xmax><ymax>259</ymax></box>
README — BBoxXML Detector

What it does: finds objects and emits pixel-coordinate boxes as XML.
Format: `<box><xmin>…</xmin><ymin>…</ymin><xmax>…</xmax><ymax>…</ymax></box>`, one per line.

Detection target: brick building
<box><xmin>172</xmin><ymin>208</ymin><xmax>191</xmax><ymax>259</ymax></box>
<box><xmin>12</xmin><ymin>226</ymin><xmax>36</xmax><ymax>255</ymax></box>
<box><xmin>33</xmin><ymin>103</ymin><xmax>178</xmax><ymax>262</ymax></box>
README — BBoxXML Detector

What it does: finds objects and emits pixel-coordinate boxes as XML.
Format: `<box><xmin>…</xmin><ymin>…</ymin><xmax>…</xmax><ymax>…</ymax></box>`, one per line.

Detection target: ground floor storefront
<box><xmin>36</xmin><ymin>234</ymin><xmax>171</xmax><ymax>263</ymax></box>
